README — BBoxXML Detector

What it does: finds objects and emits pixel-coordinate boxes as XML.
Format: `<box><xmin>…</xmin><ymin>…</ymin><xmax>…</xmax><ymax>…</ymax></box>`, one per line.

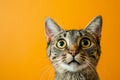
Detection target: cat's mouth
<box><xmin>68</xmin><ymin>59</ymin><xmax>80</xmax><ymax>65</ymax></box>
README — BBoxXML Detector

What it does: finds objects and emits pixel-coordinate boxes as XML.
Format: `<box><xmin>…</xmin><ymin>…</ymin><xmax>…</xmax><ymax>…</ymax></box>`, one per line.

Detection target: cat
<box><xmin>44</xmin><ymin>16</ymin><xmax>102</xmax><ymax>80</ymax></box>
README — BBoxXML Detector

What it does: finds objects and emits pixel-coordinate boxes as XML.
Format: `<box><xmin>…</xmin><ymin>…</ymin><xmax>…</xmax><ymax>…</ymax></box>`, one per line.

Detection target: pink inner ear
<box><xmin>44</xmin><ymin>17</ymin><xmax>64</xmax><ymax>42</ymax></box>
<box><xmin>45</xmin><ymin>25</ymin><xmax>54</xmax><ymax>42</ymax></box>
<box><xmin>46</xmin><ymin>34</ymin><xmax>54</xmax><ymax>42</ymax></box>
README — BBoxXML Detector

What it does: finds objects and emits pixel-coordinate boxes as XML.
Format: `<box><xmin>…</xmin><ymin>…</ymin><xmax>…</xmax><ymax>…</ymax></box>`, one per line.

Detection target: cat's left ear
<box><xmin>85</xmin><ymin>16</ymin><xmax>102</xmax><ymax>39</ymax></box>
<box><xmin>44</xmin><ymin>17</ymin><xmax>63</xmax><ymax>42</ymax></box>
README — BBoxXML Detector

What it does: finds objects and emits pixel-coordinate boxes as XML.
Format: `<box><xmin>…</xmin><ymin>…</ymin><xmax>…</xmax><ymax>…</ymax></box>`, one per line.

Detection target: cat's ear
<box><xmin>84</xmin><ymin>16</ymin><xmax>102</xmax><ymax>39</ymax></box>
<box><xmin>44</xmin><ymin>17</ymin><xmax>63</xmax><ymax>42</ymax></box>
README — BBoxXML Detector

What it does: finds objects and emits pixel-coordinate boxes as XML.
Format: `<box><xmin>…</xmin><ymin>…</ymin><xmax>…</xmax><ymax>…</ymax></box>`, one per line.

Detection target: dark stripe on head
<box><xmin>79</xmin><ymin>30</ymin><xmax>85</xmax><ymax>36</ymax></box>
<box><xmin>63</xmin><ymin>33</ymin><xmax>66</xmax><ymax>37</ymax></box>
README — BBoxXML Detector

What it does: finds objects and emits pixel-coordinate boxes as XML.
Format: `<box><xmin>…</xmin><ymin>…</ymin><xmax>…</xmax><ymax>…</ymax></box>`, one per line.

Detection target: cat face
<box><xmin>44</xmin><ymin>16</ymin><xmax>102</xmax><ymax>73</ymax></box>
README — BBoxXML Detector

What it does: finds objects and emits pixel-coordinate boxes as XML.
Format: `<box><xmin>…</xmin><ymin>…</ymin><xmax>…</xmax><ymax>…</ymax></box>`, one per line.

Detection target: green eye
<box><xmin>81</xmin><ymin>38</ymin><xmax>91</xmax><ymax>48</ymax></box>
<box><xmin>56</xmin><ymin>39</ymin><xmax>66</xmax><ymax>49</ymax></box>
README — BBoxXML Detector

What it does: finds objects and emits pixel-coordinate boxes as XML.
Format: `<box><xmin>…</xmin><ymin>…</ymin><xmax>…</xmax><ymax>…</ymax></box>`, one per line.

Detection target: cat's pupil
<box><xmin>59</xmin><ymin>41</ymin><xmax>64</xmax><ymax>46</ymax></box>
<box><xmin>83</xmin><ymin>40</ymin><xmax>88</xmax><ymax>45</ymax></box>
<box><xmin>57</xmin><ymin>40</ymin><xmax>66</xmax><ymax>49</ymax></box>
<box><xmin>81</xmin><ymin>39</ymin><xmax>91</xmax><ymax>47</ymax></box>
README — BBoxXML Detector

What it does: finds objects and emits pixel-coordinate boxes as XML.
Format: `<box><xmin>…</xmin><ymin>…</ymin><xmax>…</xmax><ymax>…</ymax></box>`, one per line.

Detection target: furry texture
<box><xmin>44</xmin><ymin>16</ymin><xmax>102</xmax><ymax>80</ymax></box>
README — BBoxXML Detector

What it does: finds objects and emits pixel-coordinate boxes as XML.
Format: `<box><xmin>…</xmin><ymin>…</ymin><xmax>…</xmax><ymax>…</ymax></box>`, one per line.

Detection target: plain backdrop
<box><xmin>0</xmin><ymin>0</ymin><xmax>120</xmax><ymax>80</ymax></box>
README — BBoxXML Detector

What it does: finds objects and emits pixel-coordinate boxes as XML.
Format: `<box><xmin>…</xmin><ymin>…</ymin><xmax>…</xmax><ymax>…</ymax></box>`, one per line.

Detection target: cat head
<box><xmin>44</xmin><ymin>16</ymin><xmax>102</xmax><ymax>73</ymax></box>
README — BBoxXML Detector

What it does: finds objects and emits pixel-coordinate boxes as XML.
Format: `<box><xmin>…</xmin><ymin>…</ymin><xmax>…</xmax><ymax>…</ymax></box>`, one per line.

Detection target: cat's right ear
<box><xmin>44</xmin><ymin>17</ymin><xmax>63</xmax><ymax>42</ymax></box>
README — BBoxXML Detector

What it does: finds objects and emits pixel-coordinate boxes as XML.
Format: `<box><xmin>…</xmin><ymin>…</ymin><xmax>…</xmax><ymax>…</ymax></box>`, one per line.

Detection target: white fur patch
<box><xmin>60</xmin><ymin>63</ymin><xmax>88</xmax><ymax>72</ymax></box>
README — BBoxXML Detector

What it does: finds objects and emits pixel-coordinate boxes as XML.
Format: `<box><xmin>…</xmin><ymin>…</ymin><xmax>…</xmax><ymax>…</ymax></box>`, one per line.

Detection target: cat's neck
<box><xmin>55</xmin><ymin>71</ymin><xmax>85</xmax><ymax>80</ymax></box>
<box><xmin>55</xmin><ymin>70</ymin><xmax>99</xmax><ymax>80</ymax></box>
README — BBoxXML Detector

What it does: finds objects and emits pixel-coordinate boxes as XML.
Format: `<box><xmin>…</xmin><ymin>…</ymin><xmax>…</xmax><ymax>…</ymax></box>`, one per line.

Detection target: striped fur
<box><xmin>44</xmin><ymin>16</ymin><xmax>102</xmax><ymax>80</ymax></box>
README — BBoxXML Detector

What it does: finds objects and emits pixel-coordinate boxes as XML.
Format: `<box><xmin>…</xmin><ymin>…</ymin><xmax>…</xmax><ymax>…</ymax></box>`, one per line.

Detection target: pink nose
<box><xmin>68</xmin><ymin>44</ymin><xmax>79</xmax><ymax>56</ymax></box>
<box><xmin>69</xmin><ymin>50</ymin><xmax>79</xmax><ymax>56</ymax></box>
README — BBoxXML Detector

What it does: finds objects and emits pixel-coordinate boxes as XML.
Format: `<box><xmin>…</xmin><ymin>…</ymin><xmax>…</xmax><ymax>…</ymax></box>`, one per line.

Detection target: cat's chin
<box><xmin>69</xmin><ymin>62</ymin><xmax>80</xmax><ymax>67</ymax></box>
<box><xmin>59</xmin><ymin>62</ymin><xmax>88</xmax><ymax>73</ymax></box>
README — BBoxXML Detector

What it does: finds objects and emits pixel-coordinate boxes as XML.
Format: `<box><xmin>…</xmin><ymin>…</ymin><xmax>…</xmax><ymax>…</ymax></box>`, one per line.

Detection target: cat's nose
<box><xmin>69</xmin><ymin>50</ymin><xmax>79</xmax><ymax>56</ymax></box>
<box><xmin>68</xmin><ymin>44</ymin><xmax>79</xmax><ymax>56</ymax></box>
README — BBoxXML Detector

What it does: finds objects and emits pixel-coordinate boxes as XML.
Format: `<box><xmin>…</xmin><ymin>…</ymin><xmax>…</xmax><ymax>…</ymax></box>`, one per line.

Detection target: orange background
<box><xmin>0</xmin><ymin>0</ymin><xmax>120</xmax><ymax>80</ymax></box>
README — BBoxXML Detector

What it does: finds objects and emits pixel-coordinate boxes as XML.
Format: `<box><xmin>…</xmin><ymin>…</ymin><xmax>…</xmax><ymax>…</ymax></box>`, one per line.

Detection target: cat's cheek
<box><xmin>53</xmin><ymin>61</ymin><xmax>67</xmax><ymax>73</ymax></box>
<box><xmin>65</xmin><ymin>54</ymin><xmax>73</xmax><ymax>63</ymax></box>
<box><xmin>52</xmin><ymin>47</ymin><xmax>65</xmax><ymax>55</ymax></box>
<box><xmin>75</xmin><ymin>54</ymin><xmax>83</xmax><ymax>62</ymax></box>
<box><xmin>89</xmin><ymin>51</ymin><xmax>100</xmax><ymax>66</ymax></box>
<box><xmin>49</xmin><ymin>55</ymin><xmax>56</xmax><ymax>62</ymax></box>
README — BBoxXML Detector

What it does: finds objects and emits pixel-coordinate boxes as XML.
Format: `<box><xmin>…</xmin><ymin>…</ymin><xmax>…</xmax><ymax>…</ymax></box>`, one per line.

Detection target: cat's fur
<box><xmin>44</xmin><ymin>16</ymin><xmax>102</xmax><ymax>80</ymax></box>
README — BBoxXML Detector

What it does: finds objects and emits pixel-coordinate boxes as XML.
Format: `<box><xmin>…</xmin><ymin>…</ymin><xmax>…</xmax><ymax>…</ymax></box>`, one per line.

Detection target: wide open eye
<box><xmin>56</xmin><ymin>39</ymin><xmax>66</xmax><ymax>49</ymax></box>
<box><xmin>80</xmin><ymin>38</ymin><xmax>91</xmax><ymax>48</ymax></box>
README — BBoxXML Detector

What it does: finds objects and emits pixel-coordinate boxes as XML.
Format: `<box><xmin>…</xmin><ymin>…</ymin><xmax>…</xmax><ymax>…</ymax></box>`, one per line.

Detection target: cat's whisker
<box><xmin>49</xmin><ymin>67</ymin><xmax>54</xmax><ymax>80</ymax></box>
<box><xmin>49</xmin><ymin>69</ymin><xmax>52</xmax><ymax>80</ymax></box>
<box><xmin>40</xmin><ymin>66</ymin><xmax>51</xmax><ymax>80</ymax></box>
<box><xmin>83</xmin><ymin>56</ymin><xmax>96</xmax><ymax>71</ymax></box>
<box><xmin>83</xmin><ymin>57</ymin><xmax>98</xmax><ymax>78</ymax></box>
<box><xmin>48</xmin><ymin>68</ymin><xmax>52</xmax><ymax>80</ymax></box>
<box><xmin>40</xmin><ymin>66</ymin><xmax>52</xmax><ymax>80</ymax></box>
<box><xmin>42</xmin><ymin>67</ymin><xmax>53</xmax><ymax>80</ymax></box>
<box><xmin>53</xmin><ymin>57</ymin><xmax>64</xmax><ymax>63</ymax></box>
<box><xmin>39</xmin><ymin>64</ymin><xmax>49</xmax><ymax>69</ymax></box>
<box><xmin>40</xmin><ymin>65</ymin><xmax>51</xmax><ymax>72</ymax></box>
<box><xmin>47</xmin><ymin>66</ymin><xmax>54</xmax><ymax>80</ymax></box>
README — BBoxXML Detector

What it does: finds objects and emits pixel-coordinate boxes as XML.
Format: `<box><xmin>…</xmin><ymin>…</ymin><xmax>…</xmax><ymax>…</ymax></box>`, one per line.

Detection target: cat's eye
<box><xmin>56</xmin><ymin>39</ymin><xmax>66</xmax><ymax>49</ymax></box>
<box><xmin>80</xmin><ymin>38</ymin><xmax>91</xmax><ymax>48</ymax></box>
